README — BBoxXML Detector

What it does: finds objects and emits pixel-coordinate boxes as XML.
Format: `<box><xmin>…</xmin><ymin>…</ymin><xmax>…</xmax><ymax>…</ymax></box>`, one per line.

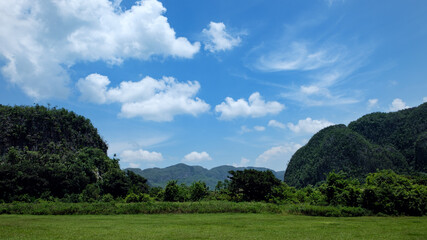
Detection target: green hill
<box><xmin>0</xmin><ymin>105</ymin><xmax>139</xmax><ymax>202</ymax></box>
<box><xmin>0</xmin><ymin>105</ymin><xmax>107</xmax><ymax>155</ymax></box>
<box><xmin>284</xmin><ymin>103</ymin><xmax>427</xmax><ymax>188</ymax></box>
<box><xmin>127</xmin><ymin>163</ymin><xmax>285</xmax><ymax>189</ymax></box>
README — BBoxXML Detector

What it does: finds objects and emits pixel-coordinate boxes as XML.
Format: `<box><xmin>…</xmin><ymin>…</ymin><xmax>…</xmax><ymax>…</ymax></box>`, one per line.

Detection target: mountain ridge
<box><xmin>126</xmin><ymin>163</ymin><xmax>285</xmax><ymax>189</ymax></box>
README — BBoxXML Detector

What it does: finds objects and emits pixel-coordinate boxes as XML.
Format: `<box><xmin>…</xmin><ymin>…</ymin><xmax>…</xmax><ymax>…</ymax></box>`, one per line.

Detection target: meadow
<box><xmin>1</xmin><ymin>214</ymin><xmax>426</xmax><ymax>240</ymax></box>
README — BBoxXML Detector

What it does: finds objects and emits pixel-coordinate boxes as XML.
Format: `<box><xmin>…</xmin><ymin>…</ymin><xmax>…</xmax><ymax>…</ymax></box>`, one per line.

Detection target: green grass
<box><xmin>1</xmin><ymin>214</ymin><xmax>426</xmax><ymax>240</ymax></box>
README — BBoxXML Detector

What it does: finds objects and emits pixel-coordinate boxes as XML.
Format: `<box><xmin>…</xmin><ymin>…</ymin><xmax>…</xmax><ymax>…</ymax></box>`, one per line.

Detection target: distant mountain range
<box><xmin>126</xmin><ymin>163</ymin><xmax>285</xmax><ymax>189</ymax></box>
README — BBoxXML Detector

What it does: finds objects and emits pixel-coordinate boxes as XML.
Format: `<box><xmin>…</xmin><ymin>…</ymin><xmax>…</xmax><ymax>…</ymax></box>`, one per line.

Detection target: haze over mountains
<box><xmin>127</xmin><ymin>164</ymin><xmax>284</xmax><ymax>189</ymax></box>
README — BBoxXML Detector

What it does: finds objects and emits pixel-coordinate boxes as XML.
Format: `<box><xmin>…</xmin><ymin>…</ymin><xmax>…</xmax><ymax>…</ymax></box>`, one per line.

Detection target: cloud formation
<box><xmin>183</xmin><ymin>151</ymin><xmax>212</xmax><ymax>163</ymax></box>
<box><xmin>0</xmin><ymin>0</ymin><xmax>200</xmax><ymax>99</ymax></box>
<box><xmin>256</xmin><ymin>42</ymin><xmax>339</xmax><ymax>72</ymax></box>
<box><xmin>120</xmin><ymin>148</ymin><xmax>164</xmax><ymax>167</ymax></box>
<box><xmin>268</xmin><ymin>120</ymin><xmax>286</xmax><ymax>129</ymax></box>
<box><xmin>77</xmin><ymin>74</ymin><xmax>210</xmax><ymax>121</ymax></box>
<box><xmin>287</xmin><ymin>118</ymin><xmax>333</xmax><ymax>134</ymax></box>
<box><xmin>389</xmin><ymin>98</ymin><xmax>409</xmax><ymax>112</ymax></box>
<box><xmin>255</xmin><ymin>143</ymin><xmax>302</xmax><ymax>170</ymax></box>
<box><xmin>202</xmin><ymin>22</ymin><xmax>242</xmax><ymax>52</ymax></box>
<box><xmin>368</xmin><ymin>99</ymin><xmax>379</xmax><ymax>109</ymax></box>
<box><xmin>232</xmin><ymin>157</ymin><xmax>250</xmax><ymax>168</ymax></box>
<box><xmin>215</xmin><ymin>92</ymin><xmax>284</xmax><ymax>120</ymax></box>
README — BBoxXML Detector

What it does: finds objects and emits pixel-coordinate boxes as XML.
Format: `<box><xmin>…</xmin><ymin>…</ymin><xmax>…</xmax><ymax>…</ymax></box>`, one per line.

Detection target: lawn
<box><xmin>1</xmin><ymin>214</ymin><xmax>426</xmax><ymax>240</ymax></box>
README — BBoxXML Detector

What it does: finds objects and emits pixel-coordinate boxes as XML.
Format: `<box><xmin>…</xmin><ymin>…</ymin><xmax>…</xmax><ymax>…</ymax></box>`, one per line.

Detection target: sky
<box><xmin>1</xmin><ymin>0</ymin><xmax>426</xmax><ymax>171</ymax></box>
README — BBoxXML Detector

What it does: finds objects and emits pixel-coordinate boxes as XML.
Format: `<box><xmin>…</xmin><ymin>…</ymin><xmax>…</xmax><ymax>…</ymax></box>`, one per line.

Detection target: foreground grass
<box><xmin>1</xmin><ymin>214</ymin><xmax>426</xmax><ymax>240</ymax></box>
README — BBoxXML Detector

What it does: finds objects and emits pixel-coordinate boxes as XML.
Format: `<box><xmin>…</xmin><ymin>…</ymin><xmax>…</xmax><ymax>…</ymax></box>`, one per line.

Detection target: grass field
<box><xmin>1</xmin><ymin>214</ymin><xmax>426</xmax><ymax>240</ymax></box>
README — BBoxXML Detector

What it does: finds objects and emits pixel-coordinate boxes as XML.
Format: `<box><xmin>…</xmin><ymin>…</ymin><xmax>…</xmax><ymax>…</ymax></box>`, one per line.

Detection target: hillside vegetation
<box><xmin>0</xmin><ymin>105</ymin><xmax>148</xmax><ymax>202</ymax></box>
<box><xmin>284</xmin><ymin>103</ymin><xmax>427</xmax><ymax>188</ymax></box>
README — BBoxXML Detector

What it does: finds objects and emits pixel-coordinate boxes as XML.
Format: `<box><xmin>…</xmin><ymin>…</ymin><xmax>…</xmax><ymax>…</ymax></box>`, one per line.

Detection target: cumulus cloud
<box><xmin>255</xmin><ymin>143</ymin><xmax>302</xmax><ymax>170</ymax></box>
<box><xmin>287</xmin><ymin>118</ymin><xmax>333</xmax><ymax>134</ymax></box>
<box><xmin>183</xmin><ymin>151</ymin><xmax>212</xmax><ymax>163</ymax></box>
<box><xmin>368</xmin><ymin>99</ymin><xmax>379</xmax><ymax>109</ymax></box>
<box><xmin>389</xmin><ymin>98</ymin><xmax>409</xmax><ymax>112</ymax></box>
<box><xmin>423</xmin><ymin>97</ymin><xmax>427</xmax><ymax>103</ymax></box>
<box><xmin>0</xmin><ymin>0</ymin><xmax>200</xmax><ymax>99</ymax></box>
<box><xmin>77</xmin><ymin>74</ymin><xmax>210</xmax><ymax>121</ymax></box>
<box><xmin>202</xmin><ymin>22</ymin><xmax>242</xmax><ymax>53</ymax></box>
<box><xmin>268</xmin><ymin>120</ymin><xmax>286</xmax><ymax>129</ymax></box>
<box><xmin>256</xmin><ymin>42</ymin><xmax>339</xmax><ymax>72</ymax></box>
<box><xmin>120</xmin><ymin>149</ymin><xmax>164</xmax><ymax>166</ymax></box>
<box><xmin>215</xmin><ymin>92</ymin><xmax>284</xmax><ymax>120</ymax></box>
<box><xmin>232</xmin><ymin>157</ymin><xmax>250</xmax><ymax>168</ymax></box>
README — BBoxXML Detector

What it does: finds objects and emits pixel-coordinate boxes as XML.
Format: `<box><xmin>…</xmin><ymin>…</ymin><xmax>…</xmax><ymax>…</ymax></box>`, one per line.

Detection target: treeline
<box><xmin>1</xmin><ymin>166</ymin><xmax>426</xmax><ymax>216</ymax></box>
<box><xmin>109</xmin><ymin>169</ymin><xmax>426</xmax><ymax>216</ymax></box>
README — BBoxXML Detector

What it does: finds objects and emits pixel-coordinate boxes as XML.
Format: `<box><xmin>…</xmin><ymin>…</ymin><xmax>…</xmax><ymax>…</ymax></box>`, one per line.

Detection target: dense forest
<box><xmin>284</xmin><ymin>103</ymin><xmax>427</xmax><ymax>188</ymax></box>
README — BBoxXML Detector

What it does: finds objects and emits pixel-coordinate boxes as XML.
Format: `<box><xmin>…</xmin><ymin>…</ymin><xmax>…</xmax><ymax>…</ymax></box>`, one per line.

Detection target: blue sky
<box><xmin>1</xmin><ymin>0</ymin><xmax>426</xmax><ymax>171</ymax></box>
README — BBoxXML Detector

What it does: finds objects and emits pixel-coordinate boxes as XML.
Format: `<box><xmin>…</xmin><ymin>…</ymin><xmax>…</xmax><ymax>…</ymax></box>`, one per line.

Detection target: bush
<box><xmin>362</xmin><ymin>170</ymin><xmax>427</xmax><ymax>215</ymax></box>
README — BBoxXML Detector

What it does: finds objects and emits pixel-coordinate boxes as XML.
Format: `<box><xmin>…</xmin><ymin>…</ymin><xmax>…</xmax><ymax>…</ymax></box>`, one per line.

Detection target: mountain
<box><xmin>284</xmin><ymin>103</ymin><xmax>427</xmax><ymax>188</ymax></box>
<box><xmin>0</xmin><ymin>104</ymin><xmax>107</xmax><ymax>155</ymax></box>
<box><xmin>0</xmin><ymin>105</ymin><xmax>133</xmax><ymax>201</ymax></box>
<box><xmin>127</xmin><ymin>163</ymin><xmax>285</xmax><ymax>189</ymax></box>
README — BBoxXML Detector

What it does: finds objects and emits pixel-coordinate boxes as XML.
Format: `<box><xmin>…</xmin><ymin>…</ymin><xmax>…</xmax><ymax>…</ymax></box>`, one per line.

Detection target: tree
<box><xmin>361</xmin><ymin>169</ymin><xmax>427</xmax><ymax>215</ymax></box>
<box><xmin>190</xmin><ymin>181</ymin><xmax>208</xmax><ymax>201</ymax></box>
<box><xmin>164</xmin><ymin>180</ymin><xmax>180</xmax><ymax>202</ymax></box>
<box><xmin>228</xmin><ymin>169</ymin><xmax>281</xmax><ymax>201</ymax></box>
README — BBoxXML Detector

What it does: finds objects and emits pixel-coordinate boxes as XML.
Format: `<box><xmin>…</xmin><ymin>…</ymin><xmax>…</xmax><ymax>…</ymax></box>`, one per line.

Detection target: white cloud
<box><xmin>389</xmin><ymin>98</ymin><xmax>409</xmax><ymax>112</ymax></box>
<box><xmin>202</xmin><ymin>22</ymin><xmax>241</xmax><ymax>53</ymax></box>
<box><xmin>268</xmin><ymin>120</ymin><xmax>286</xmax><ymax>129</ymax></box>
<box><xmin>0</xmin><ymin>0</ymin><xmax>200</xmax><ymax>99</ymax></box>
<box><xmin>254</xmin><ymin>126</ymin><xmax>266</xmax><ymax>132</ymax></box>
<box><xmin>120</xmin><ymin>149</ymin><xmax>164</xmax><ymax>165</ymax></box>
<box><xmin>368</xmin><ymin>99</ymin><xmax>379</xmax><ymax>109</ymax></box>
<box><xmin>215</xmin><ymin>92</ymin><xmax>284</xmax><ymax>120</ymax></box>
<box><xmin>287</xmin><ymin>118</ymin><xmax>333</xmax><ymax>134</ymax></box>
<box><xmin>256</xmin><ymin>42</ymin><xmax>339</xmax><ymax>72</ymax></box>
<box><xmin>423</xmin><ymin>97</ymin><xmax>427</xmax><ymax>103</ymax></box>
<box><xmin>183</xmin><ymin>151</ymin><xmax>212</xmax><ymax>163</ymax></box>
<box><xmin>255</xmin><ymin>143</ymin><xmax>302</xmax><ymax>170</ymax></box>
<box><xmin>233</xmin><ymin>157</ymin><xmax>250</xmax><ymax>168</ymax></box>
<box><xmin>77</xmin><ymin>74</ymin><xmax>210</xmax><ymax>121</ymax></box>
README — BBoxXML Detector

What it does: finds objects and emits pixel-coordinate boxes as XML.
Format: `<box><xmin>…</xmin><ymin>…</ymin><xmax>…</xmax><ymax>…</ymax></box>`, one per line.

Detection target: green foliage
<box><xmin>361</xmin><ymin>170</ymin><xmax>427</xmax><ymax>215</ymax></box>
<box><xmin>320</xmin><ymin>171</ymin><xmax>362</xmax><ymax>207</ymax></box>
<box><xmin>163</xmin><ymin>181</ymin><xmax>180</xmax><ymax>202</ymax></box>
<box><xmin>348</xmin><ymin>103</ymin><xmax>427</xmax><ymax>170</ymax></box>
<box><xmin>189</xmin><ymin>181</ymin><xmax>209</xmax><ymax>201</ymax></box>
<box><xmin>0</xmin><ymin>104</ymin><xmax>107</xmax><ymax>155</ymax></box>
<box><xmin>0</xmin><ymin>105</ymin><xmax>149</xmax><ymax>202</ymax></box>
<box><xmin>285</xmin><ymin>125</ymin><xmax>409</xmax><ymax>188</ymax></box>
<box><xmin>228</xmin><ymin>169</ymin><xmax>281</xmax><ymax>202</ymax></box>
<box><xmin>267</xmin><ymin>183</ymin><xmax>298</xmax><ymax>204</ymax></box>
